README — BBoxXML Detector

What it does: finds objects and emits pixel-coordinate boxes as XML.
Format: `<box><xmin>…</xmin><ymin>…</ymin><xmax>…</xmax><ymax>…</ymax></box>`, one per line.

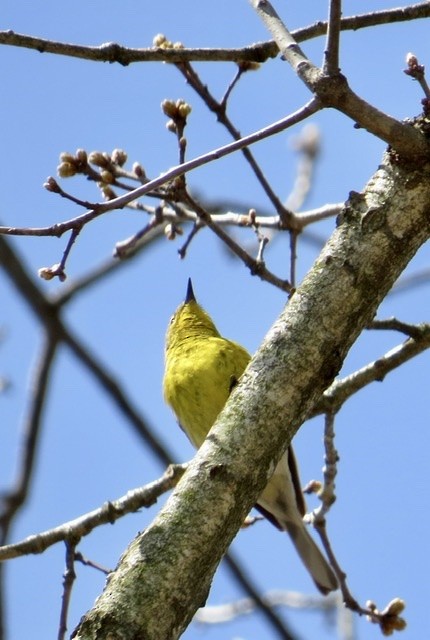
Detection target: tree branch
<box><xmin>2</xmin><ymin>4</ymin><xmax>430</xmax><ymax>63</ymax></box>
<box><xmin>72</xmin><ymin>150</ymin><xmax>430</xmax><ymax>639</ymax></box>
<box><xmin>0</xmin><ymin>99</ymin><xmax>321</xmax><ymax>242</ymax></box>
<box><xmin>0</xmin><ymin>465</ymin><xmax>187</xmax><ymax>561</ymax></box>
<box><xmin>313</xmin><ymin>324</ymin><xmax>430</xmax><ymax>416</ymax></box>
<box><xmin>249</xmin><ymin>0</ymin><xmax>430</xmax><ymax>158</ymax></box>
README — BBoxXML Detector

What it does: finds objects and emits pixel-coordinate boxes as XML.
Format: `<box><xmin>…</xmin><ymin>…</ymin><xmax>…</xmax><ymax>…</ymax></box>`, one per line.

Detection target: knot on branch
<box><xmin>309</xmin><ymin>72</ymin><xmax>350</xmax><ymax>108</ymax></box>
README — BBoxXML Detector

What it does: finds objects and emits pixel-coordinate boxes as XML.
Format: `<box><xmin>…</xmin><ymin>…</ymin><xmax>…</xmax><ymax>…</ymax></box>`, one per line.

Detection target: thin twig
<box><xmin>323</xmin><ymin>0</ymin><xmax>342</xmax><ymax>75</ymax></box>
<box><xmin>220</xmin><ymin>65</ymin><xmax>244</xmax><ymax>110</ymax></box>
<box><xmin>0</xmin><ymin>99</ymin><xmax>322</xmax><ymax>241</ymax></box>
<box><xmin>58</xmin><ymin>541</ymin><xmax>77</xmax><ymax>640</ymax></box>
<box><xmin>0</xmin><ymin>331</ymin><xmax>58</xmax><ymax>543</ymax></box>
<box><xmin>48</xmin><ymin>200</ymin><xmax>339</xmax><ymax>305</ymax></box>
<box><xmin>289</xmin><ymin>231</ymin><xmax>298</xmax><ymax>289</ymax></box>
<box><xmin>249</xmin><ymin>0</ymin><xmax>429</xmax><ymax>158</ymax></box>
<box><xmin>39</xmin><ymin>228</ymin><xmax>81</xmax><ymax>282</ymax></box>
<box><xmin>182</xmin><ymin>189</ymin><xmax>292</xmax><ymax>293</ymax></box>
<box><xmin>404</xmin><ymin>52</ymin><xmax>430</xmax><ymax>99</ymax></box>
<box><xmin>175</xmin><ymin>59</ymin><xmax>292</xmax><ymax>223</ymax></box>
<box><xmin>74</xmin><ymin>552</ymin><xmax>111</xmax><ymax>575</ymax></box>
<box><xmin>311</xmin><ymin>324</ymin><xmax>430</xmax><ymax>416</ymax></box>
<box><xmin>368</xmin><ymin>317</ymin><xmax>426</xmax><ymax>339</ymax></box>
<box><xmin>0</xmin><ymin>465</ymin><xmax>187</xmax><ymax>561</ymax></box>
<box><xmin>0</xmin><ymin>234</ymin><xmax>175</xmax><ymax>467</ymax></box>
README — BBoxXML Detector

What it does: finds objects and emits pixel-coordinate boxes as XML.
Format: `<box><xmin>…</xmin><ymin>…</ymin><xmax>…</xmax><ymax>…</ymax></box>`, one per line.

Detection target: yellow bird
<box><xmin>163</xmin><ymin>279</ymin><xmax>337</xmax><ymax>594</ymax></box>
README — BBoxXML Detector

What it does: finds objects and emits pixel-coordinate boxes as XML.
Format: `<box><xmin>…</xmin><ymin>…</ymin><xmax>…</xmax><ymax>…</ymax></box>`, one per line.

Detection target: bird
<box><xmin>163</xmin><ymin>278</ymin><xmax>338</xmax><ymax>594</ymax></box>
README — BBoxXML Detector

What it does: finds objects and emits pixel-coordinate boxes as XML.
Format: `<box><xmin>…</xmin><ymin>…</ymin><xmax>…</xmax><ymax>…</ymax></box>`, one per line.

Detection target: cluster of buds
<box><xmin>161</xmin><ymin>99</ymin><xmax>192</xmax><ymax>135</ymax></box>
<box><xmin>87</xmin><ymin>148</ymin><xmax>128</xmax><ymax>185</ymax></box>
<box><xmin>57</xmin><ymin>148</ymin><xmax>89</xmax><ymax>178</ymax></box>
<box><xmin>56</xmin><ymin>148</ymin><xmax>130</xmax><ymax>185</ymax></box>
<box><xmin>367</xmin><ymin>598</ymin><xmax>407</xmax><ymax>636</ymax></box>
<box><xmin>152</xmin><ymin>33</ymin><xmax>184</xmax><ymax>51</ymax></box>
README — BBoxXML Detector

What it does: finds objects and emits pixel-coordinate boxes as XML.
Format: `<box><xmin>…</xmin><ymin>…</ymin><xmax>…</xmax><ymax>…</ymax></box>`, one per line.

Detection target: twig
<box><xmin>220</xmin><ymin>65</ymin><xmax>245</xmax><ymax>110</ymax></box>
<box><xmin>0</xmin><ymin>98</ymin><xmax>321</xmax><ymax>242</ymax></box>
<box><xmin>309</xmin><ymin>412</ymin><xmax>406</xmax><ymax>635</ymax></box>
<box><xmin>249</xmin><ymin>0</ymin><xmax>429</xmax><ymax>158</ymax></box>
<box><xmin>0</xmin><ymin>234</ymin><xmax>175</xmax><ymax>467</ymax></box>
<box><xmin>0</xmin><ymin>464</ymin><xmax>187</xmax><ymax>561</ymax></box>
<box><xmin>323</xmin><ymin>0</ymin><xmax>342</xmax><ymax>75</ymax></box>
<box><xmin>48</xmin><ymin>200</ymin><xmax>339</xmax><ymax>303</ymax></box>
<box><xmin>182</xmin><ymin>190</ymin><xmax>292</xmax><ymax>293</ymax></box>
<box><xmin>39</xmin><ymin>228</ymin><xmax>81</xmax><ymax>282</ymax></box>
<box><xmin>288</xmin><ymin>231</ymin><xmax>298</xmax><ymax>289</ymax></box>
<box><xmin>308</xmin><ymin>411</ymin><xmax>339</xmax><ymax>525</ymax></box>
<box><xmin>285</xmin><ymin>124</ymin><xmax>321</xmax><ymax>213</ymax></box>
<box><xmin>58</xmin><ymin>541</ymin><xmax>77</xmax><ymax>640</ymax></box>
<box><xmin>174</xmin><ymin>57</ymin><xmax>292</xmax><ymax>223</ymax></box>
<box><xmin>404</xmin><ymin>52</ymin><xmax>430</xmax><ymax>99</ymax></box>
<box><xmin>294</xmin><ymin>203</ymin><xmax>343</xmax><ymax>229</ymax></box>
<box><xmin>177</xmin><ymin>222</ymin><xmax>202</xmax><ymax>259</ymax></box>
<box><xmin>311</xmin><ymin>324</ymin><xmax>430</xmax><ymax>416</ymax></box>
<box><xmin>0</xmin><ymin>331</ymin><xmax>58</xmax><ymax>543</ymax></box>
<box><xmin>368</xmin><ymin>317</ymin><xmax>426</xmax><ymax>339</ymax></box>
<box><xmin>114</xmin><ymin>210</ymin><xmax>167</xmax><ymax>259</ymax></box>
<box><xmin>74</xmin><ymin>552</ymin><xmax>111</xmax><ymax>575</ymax></box>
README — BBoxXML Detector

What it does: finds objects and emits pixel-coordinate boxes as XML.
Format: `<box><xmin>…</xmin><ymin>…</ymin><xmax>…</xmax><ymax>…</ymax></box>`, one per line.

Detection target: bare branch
<box><xmin>0</xmin><ymin>99</ymin><xmax>321</xmax><ymax>243</ymax></box>
<box><xmin>368</xmin><ymin>317</ymin><xmax>427</xmax><ymax>339</ymax></box>
<box><xmin>0</xmin><ymin>465</ymin><xmax>187</xmax><ymax>561</ymax></box>
<box><xmin>58</xmin><ymin>541</ymin><xmax>77</xmax><ymax>640</ymax></box>
<box><xmin>181</xmin><ymin>190</ymin><xmax>292</xmax><ymax>293</ymax></box>
<box><xmin>2</xmin><ymin>5</ymin><xmax>430</xmax><ymax>64</ymax></box>
<box><xmin>249</xmin><ymin>0</ymin><xmax>430</xmax><ymax>158</ymax></box>
<box><xmin>0</xmin><ymin>331</ymin><xmax>58</xmax><ymax>542</ymax></box>
<box><xmin>294</xmin><ymin>203</ymin><xmax>343</xmax><ymax>229</ymax></box>
<box><xmin>312</xmin><ymin>323</ymin><xmax>430</xmax><ymax>416</ymax></box>
<box><xmin>0</xmin><ymin>234</ymin><xmax>174</xmax><ymax>467</ymax></box>
<box><xmin>323</xmin><ymin>0</ymin><xmax>342</xmax><ymax>75</ymax></box>
<box><xmin>174</xmin><ymin>57</ymin><xmax>291</xmax><ymax>222</ymax></box>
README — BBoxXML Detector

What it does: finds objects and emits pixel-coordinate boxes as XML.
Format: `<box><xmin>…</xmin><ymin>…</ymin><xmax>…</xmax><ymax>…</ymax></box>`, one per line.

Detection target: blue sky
<box><xmin>1</xmin><ymin>2</ymin><xmax>430</xmax><ymax>639</ymax></box>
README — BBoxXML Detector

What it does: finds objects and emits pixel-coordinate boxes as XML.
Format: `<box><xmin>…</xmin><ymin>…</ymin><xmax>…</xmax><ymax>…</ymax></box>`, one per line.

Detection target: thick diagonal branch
<box><xmin>73</xmin><ymin>151</ymin><xmax>430</xmax><ymax>639</ymax></box>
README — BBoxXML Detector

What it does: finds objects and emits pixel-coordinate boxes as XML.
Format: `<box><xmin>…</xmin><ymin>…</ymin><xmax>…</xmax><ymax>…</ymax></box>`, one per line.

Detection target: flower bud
<box><xmin>57</xmin><ymin>162</ymin><xmax>76</xmax><ymax>178</ymax></box>
<box><xmin>88</xmin><ymin>151</ymin><xmax>109</xmax><ymax>168</ymax></box>
<box><xmin>111</xmin><ymin>148</ymin><xmax>127</xmax><ymax>166</ymax></box>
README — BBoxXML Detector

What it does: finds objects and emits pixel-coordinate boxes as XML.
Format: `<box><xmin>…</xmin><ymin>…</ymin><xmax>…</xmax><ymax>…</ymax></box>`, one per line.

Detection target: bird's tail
<box><xmin>256</xmin><ymin>448</ymin><xmax>338</xmax><ymax>595</ymax></box>
<box><xmin>284</xmin><ymin>520</ymin><xmax>338</xmax><ymax>595</ymax></box>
